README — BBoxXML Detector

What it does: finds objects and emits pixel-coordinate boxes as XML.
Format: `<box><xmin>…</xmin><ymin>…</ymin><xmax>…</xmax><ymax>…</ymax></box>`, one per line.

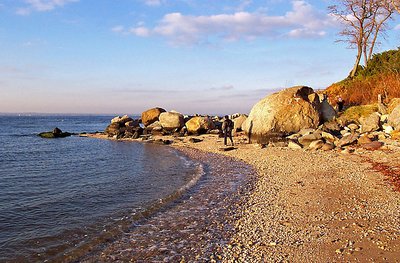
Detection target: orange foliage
<box><xmin>326</xmin><ymin>73</ymin><xmax>400</xmax><ymax>106</ymax></box>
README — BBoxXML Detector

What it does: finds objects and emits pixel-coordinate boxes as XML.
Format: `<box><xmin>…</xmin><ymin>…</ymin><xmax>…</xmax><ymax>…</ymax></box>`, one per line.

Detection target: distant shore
<box><xmin>83</xmin><ymin>132</ymin><xmax>400</xmax><ymax>261</ymax></box>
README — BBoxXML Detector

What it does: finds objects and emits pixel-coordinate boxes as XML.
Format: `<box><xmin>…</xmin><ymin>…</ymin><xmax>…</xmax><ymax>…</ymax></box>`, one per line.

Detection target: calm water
<box><xmin>0</xmin><ymin>115</ymin><xmax>203</xmax><ymax>262</ymax></box>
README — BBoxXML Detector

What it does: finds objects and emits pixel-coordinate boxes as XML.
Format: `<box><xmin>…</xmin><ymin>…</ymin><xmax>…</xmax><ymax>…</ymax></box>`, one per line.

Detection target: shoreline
<box><xmin>77</xmin><ymin>134</ymin><xmax>256</xmax><ymax>262</ymax></box>
<box><xmin>82</xmin><ymin>132</ymin><xmax>400</xmax><ymax>261</ymax></box>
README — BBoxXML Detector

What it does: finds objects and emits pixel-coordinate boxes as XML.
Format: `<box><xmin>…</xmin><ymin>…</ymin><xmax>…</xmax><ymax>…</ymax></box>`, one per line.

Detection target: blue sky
<box><xmin>0</xmin><ymin>0</ymin><xmax>399</xmax><ymax>115</ymax></box>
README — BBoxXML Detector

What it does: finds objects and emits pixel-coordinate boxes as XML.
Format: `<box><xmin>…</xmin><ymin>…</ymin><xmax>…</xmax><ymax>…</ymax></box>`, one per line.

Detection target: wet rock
<box><xmin>38</xmin><ymin>127</ymin><xmax>72</xmax><ymax>138</ymax></box>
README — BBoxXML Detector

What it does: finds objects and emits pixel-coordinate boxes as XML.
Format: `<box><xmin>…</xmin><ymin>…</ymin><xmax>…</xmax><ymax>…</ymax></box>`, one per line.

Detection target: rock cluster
<box><xmin>282</xmin><ymin>103</ymin><xmax>400</xmax><ymax>151</ymax></box>
<box><xmin>103</xmin><ymin>108</ymin><xmax>248</xmax><ymax>140</ymax></box>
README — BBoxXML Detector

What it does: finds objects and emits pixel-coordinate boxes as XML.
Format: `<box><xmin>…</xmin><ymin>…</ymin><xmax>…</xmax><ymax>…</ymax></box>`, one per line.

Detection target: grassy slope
<box><xmin>325</xmin><ymin>49</ymin><xmax>400</xmax><ymax>106</ymax></box>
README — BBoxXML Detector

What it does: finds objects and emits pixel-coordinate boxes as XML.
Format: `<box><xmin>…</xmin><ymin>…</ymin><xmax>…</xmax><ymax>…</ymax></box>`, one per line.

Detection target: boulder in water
<box><xmin>38</xmin><ymin>127</ymin><xmax>72</xmax><ymax>138</ymax></box>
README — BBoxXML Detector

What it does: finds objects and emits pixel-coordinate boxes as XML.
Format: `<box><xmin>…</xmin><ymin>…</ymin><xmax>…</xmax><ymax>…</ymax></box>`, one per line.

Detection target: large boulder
<box><xmin>242</xmin><ymin>86</ymin><xmax>321</xmax><ymax>143</ymax></box>
<box><xmin>388</xmin><ymin>104</ymin><xmax>400</xmax><ymax>131</ymax></box>
<box><xmin>232</xmin><ymin>114</ymin><xmax>247</xmax><ymax>132</ymax></box>
<box><xmin>388</xmin><ymin>98</ymin><xmax>400</xmax><ymax>114</ymax></box>
<box><xmin>159</xmin><ymin>112</ymin><xmax>184</xmax><ymax>131</ymax></box>
<box><xmin>141</xmin><ymin>107</ymin><xmax>166</xmax><ymax>127</ymax></box>
<box><xmin>320</xmin><ymin>99</ymin><xmax>337</xmax><ymax>122</ymax></box>
<box><xmin>105</xmin><ymin>122</ymin><xmax>123</xmax><ymax>136</ymax></box>
<box><xmin>359</xmin><ymin>112</ymin><xmax>381</xmax><ymax>133</ymax></box>
<box><xmin>186</xmin><ymin>116</ymin><xmax>215</xmax><ymax>135</ymax></box>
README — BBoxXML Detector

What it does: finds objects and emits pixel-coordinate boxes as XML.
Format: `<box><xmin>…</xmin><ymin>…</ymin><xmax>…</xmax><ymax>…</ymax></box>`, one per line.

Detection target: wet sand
<box><xmin>82</xmin><ymin>133</ymin><xmax>400</xmax><ymax>262</ymax></box>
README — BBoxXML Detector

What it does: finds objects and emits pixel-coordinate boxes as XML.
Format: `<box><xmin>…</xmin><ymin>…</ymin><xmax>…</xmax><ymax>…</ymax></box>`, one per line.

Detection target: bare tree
<box><xmin>363</xmin><ymin>1</ymin><xmax>394</xmax><ymax>64</ymax></box>
<box><xmin>392</xmin><ymin>0</ymin><xmax>400</xmax><ymax>13</ymax></box>
<box><xmin>329</xmin><ymin>0</ymin><xmax>394</xmax><ymax>77</ymax></box>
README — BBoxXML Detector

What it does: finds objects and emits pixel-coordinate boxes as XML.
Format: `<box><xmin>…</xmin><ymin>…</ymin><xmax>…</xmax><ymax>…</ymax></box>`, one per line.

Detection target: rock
<box><xmin>358</xmin><ymin>134</ymin><xmax>373</xmax><ymax>145</ymax></box>
<box><xmin>232</xmin><ymin>114</ymin><xmax>247</xmax><ymax>132</ymax></box>
<box><xmin>185</xmin><ymin>116</ymin><xmax>215</xmax><ymax>135</ymax></box>
<box><xmin>382</xmin><ymin>124</ymin><xmax>394</xmax><ymax>134</ymax></box>
<box><xmin>320</xmin><ymin>99</ymin><xmax>337</xmax><ymax>122</ymax></box>
<box><xmin>391</xmin><ymin>130</ymin><xmax>400</xmax><ymax>140</ymax></box>
<box><xmin>286</xmin><ymin>133</ymin><xmax>301</xmax><ymax>140</ymax></box>
<box><xmin>38</xmin><ymin>128</ymin><xmax>72</xmax><ymax>138</ymax></box>
<box><xmin>321</xmin><ymin>143</ymin><xmax>335</xmax><ymax>151</ymax></box>
<box><xmin>388</xmin><ymin>98</ymin><xmax>400</xmax><ymax>114</ymax></box>
<box><xmin>288</xmin><ymin>140</ymin><xmax>302</xmax><ymax>149</ymax></box>
<box><xmin>377</xmin><ymin>94</ymin><xmax>388</xmax><ymax>115</ymax></box>
<box><xmin>242</xmin><ymin>86</ymin><xmax>321</xmax><ymax>143</ymax></box>
<box><xmin>309</xmin><ymin>139</ymin><xmax>325</xmax><ymax>150</ymax></box>
<box><xmin>298</xmin><ymin>128</ymin><xmax>316</xmax><ymax>136</ymax></box>
<box><xmin>361</xmin><ymin>141</ymin><xmax>384</xmax><ymax>150</ymax></box>
<box><xmin>141</xmin><ymin>107</ymin><xmax>166</xmax><ymax>127</ymax></box>
<box><xmin>111</xmin><ymin>115</ymin><xmax>133</xmax><ymax>125</ymax></box>
<box><xmin>359</xmin><ymin>112</ymin><xmax>381</xmax><ymax>133</ymax></box>
<box><xmin>159</xmin><ymin>112</ymin><xmax>184</xmax><ymax>131</ymax></box>
<box><xmin>105</xmin><ymin>122</ymin><xmax>122</xmax><ymax>136</ymax></box>
<box><xmin>347</xmin><ymin>123</ymin><xmax>359</xmax><ymax>131</ymax></box>
<box><xmin>189</xmin><ymin>137</ymin><xmax>203</xmax><ymax>143</ymax></box>
<box><xmin>380</xmin><ymin>114</ymin><xmax>389</xmax><ymax>123</ymax></box>
<box><xmin>336</xmin><ymin>133</ymin><xmax>359</xmax><ymax>148</ymax></box>
<box><xmin>321</xmin><ymin>120</ymin><xmax>341</xmax><ymax>133</ymax></box>
<box><xmin>298</xmin><ymin>133</ymin><xmax>322</xmax><ymax>147</ymax></box>
<box><xmin>321</xmin><ymin>131</ymin><xmax>336</xmax><ymax>143</ymax></box>
<box><xmin>125</xmin><ymin>119</ymin><xmax>140</xmax><ymax>128</ymax></box>
<box><xmin>388</xmin><ymin>104</ymin><xmax>400</xmax><ymax>130</ymax></box>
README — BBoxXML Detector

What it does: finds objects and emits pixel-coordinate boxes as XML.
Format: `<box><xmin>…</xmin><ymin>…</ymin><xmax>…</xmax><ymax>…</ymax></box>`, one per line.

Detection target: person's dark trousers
<box><xmin>224</xmin><ymin>131</ymin><xmax>233</xmax><ymax>146</ymax></box>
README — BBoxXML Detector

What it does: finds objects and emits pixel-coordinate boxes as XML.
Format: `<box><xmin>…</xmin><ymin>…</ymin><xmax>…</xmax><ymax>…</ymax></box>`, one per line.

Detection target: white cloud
<box><xmin>111</xmin><ymin>25</ymin><xmax>125</xmax><ymax>33</ymax></box>
<box><xmin>126</xmin><ymin>0</ymin><xmax>336</xmax><ymax>45</ymax></box>
<box><xmin>143</xmin><ymin>0</ymin><xmax>164</xmax><ymax>7</ymax></box>
<box><xmin>17</xmin><ymin>0</ymin><xmax>78</xmax><ymax>15</ymax></box>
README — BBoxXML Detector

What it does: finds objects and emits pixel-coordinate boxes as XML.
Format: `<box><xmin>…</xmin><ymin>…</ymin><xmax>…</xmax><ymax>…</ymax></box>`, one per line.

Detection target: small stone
<box><xmin>335</xmin><ymin>248</ymin><xmax>344</xmax><ymax>254</ymax></box>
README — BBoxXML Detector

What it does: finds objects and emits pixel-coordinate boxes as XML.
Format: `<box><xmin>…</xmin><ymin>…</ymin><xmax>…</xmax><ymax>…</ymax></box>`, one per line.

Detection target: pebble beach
<box><xmin>82</xmin><ymin>132</ymin><xmax>400</xmax><ymax>262</ymax></box>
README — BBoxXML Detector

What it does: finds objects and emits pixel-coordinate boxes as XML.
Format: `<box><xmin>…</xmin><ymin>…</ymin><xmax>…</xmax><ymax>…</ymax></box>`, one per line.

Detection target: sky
<box><xmin>0</xmin><ymin>0</ymin><xmax>399</xmax><ymax>115</ymax></box>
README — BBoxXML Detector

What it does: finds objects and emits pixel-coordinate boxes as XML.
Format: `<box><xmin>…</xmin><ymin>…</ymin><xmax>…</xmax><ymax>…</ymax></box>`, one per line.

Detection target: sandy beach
<box><xmin>83</xmin><ymin>132</ymin><xmax>400</xmax><ymax>262</ymax></box>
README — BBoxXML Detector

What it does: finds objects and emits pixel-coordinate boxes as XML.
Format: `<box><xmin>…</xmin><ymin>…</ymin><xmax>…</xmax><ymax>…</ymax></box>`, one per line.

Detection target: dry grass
<box><xmin>326</xmin><ymin>73</ymin><xmax>400</xmax><ymax>106</ymax></box>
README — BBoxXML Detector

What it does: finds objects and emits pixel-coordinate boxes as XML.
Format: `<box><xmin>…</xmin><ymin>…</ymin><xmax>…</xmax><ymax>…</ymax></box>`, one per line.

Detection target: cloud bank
<box><xmin>117</xmin><ymin>1</ymin><xmax>336</xmax><ymax>45</ymax></box>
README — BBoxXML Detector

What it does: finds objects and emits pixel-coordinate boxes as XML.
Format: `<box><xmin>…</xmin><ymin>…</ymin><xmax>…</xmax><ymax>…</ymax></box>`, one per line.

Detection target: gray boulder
<box><xmin>359</xmin><ymin>112</ymin><xmax>381</xmax><ymax>133</ymax></box>
<box><xmin>159</xmin><ymin>112</ymin><xmax>184</xmax><ymax>131</ymax></box>
<box><xmin>388</xmin><ymin>104</ymin><xmax>400</xmax><ymax>131</ymax></box>
<box><xmin>243</xmin><ymin>86</ymin><xmax>321</xmax><ymax>143</ymax></box>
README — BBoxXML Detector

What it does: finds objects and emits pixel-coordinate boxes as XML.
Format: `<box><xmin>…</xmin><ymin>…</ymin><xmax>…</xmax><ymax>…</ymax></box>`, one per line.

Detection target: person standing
<box><xmin>222</xmin><ymin>115</ymin><xmax>234</xmax><ymax>146</ymax></box>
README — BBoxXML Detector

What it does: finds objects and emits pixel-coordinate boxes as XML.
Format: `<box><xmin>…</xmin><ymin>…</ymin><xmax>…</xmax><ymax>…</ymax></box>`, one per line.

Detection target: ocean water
<box><xmin>0</xmin><ymin>115</ymin><xmax>203</xmax><ymax>262</ymax></box>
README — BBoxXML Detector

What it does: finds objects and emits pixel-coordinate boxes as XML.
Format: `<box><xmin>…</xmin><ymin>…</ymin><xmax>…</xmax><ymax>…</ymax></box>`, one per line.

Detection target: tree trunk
<box><xmin>351</xmin><ymin>46</ymin><xmax>363</xmax><ymax>77</ymax></box>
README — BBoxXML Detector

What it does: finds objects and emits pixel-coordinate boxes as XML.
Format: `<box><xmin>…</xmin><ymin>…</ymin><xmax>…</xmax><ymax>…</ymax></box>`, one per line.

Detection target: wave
<box><xmin>32</xmin><ymin>157</ymin><xmax>206</xmax><ymax>262</ymax></box>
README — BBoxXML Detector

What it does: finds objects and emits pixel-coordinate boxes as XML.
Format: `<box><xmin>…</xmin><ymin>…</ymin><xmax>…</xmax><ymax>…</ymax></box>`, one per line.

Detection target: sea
<box><xmin>0</xmin><ymin>115</ymin><xmax>205</xmax><ymax>262</ymax></box>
